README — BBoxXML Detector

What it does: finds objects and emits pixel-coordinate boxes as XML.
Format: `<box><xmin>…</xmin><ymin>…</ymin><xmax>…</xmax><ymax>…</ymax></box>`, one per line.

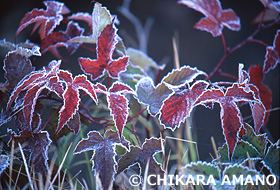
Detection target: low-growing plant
<box><xmin>0</xmin><ymin>0</ymin><xmax>279</xmax><ymax>189</ymax></box>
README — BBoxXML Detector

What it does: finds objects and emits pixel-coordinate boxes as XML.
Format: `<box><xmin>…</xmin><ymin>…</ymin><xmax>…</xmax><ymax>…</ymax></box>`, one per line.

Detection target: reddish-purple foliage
<box><xmin>178</xmin><ymin>0</ymin><xmax>240</xmax><ymax>36</ymax></box>
<box><xmin>74</xmin><ymin>130</ymin><xmax>129</xmax><ymax>190</ymax></box>
<box><xmin>40</xmin><ymin>21</ymin><xmax>84</xmax><ymax>58</ymax></box>
<box><xmin>263</xmin><ymin>30</ymin><xmax>280</xmax><ymax>73</ymax></box>
<box><xmin>1</xmin><ymin>0</ymin><xmax>279</xmax><ymax>187</ymax></box>
<box><xmin>16</xmin><ymin>1</ymin><xmax>70</xmax><ymax>39</ymax></box>
<box><xmin>78</xmin><ymin>24</ymin><xmax>128</xmax><ymax>81</ymax></box>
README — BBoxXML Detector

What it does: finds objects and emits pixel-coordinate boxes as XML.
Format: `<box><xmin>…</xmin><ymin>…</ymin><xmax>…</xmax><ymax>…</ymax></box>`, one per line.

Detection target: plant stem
<box><xmin>78</xmin><ymin>110</ymin><xmax>106</xmax><ymax>127</ymax></box>
<box><xmin>124</xmin><ymin>126</ymin><xmax>141</xmax><ymax>146</ymax></box>
<box><xmin>127</xmin><ymin>107</ymin><xmax>147</xmax><ymax>123</ymax></box>
<box><xmin>107</xmin><ymin>72</ymin><xmax>111</xmax><ymax>87</ymax></box>
<box><xmin>221</xmin><ymin>32</ymin><xmax>227</xmax><ymax>54</ymax></box>
<box><xmin>207</xmin><ymin>19</ymin><xmax>279</xmax><ymax>81</ymax></box>
<box><xmin>41</xmin><ymin>104</ymin><xmax>63</xmax><ymax>131</ymax></box>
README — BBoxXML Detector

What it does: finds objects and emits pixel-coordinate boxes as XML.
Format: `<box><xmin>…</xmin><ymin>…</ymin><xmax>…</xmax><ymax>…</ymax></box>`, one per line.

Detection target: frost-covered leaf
<box><xmin>0</xmin><ymin>155</ymin><xmax>9</xmax><ymax>175</ymax></box>
<box><xmin>135</xmin><ymin>66</ymin><xmax>206</xmax><ymax>116</ymax></box>
<box><xmin>0</xmin><ymin>39</ymin><xmax>16</xmax><ymax>50</ymax></box>
<box><xmin>0</xmin><ymin>39</ymin><xmax>41</xmax><ymax>58</ymax></box>
<box><xmin>3</xmin><ymin>51</ymin><xmax>35</xmax><ymax>90</ymax></box>
<box><xmin>214</xmin><ymin>164</ymin><xmax>261</xmax><ymax>189</ymax></box>
<box><xmin>238</xmin><ymin>64</ymin><xmax>266</xmax><ymax>133</ymax></box>
<box><xmin>217</xmin><ymin>141</ymin><xmax>262</xmax><ymax>164</ymax></box>
<box><xmin>57</xmin><ymin>70</ymin><xmax>97</xmax><ymax>134</ymax></box>
<box><xmin>216</xmin><ymin>123</ymin><xmax>268</xmax><ymax>164</ymax></box>
<box><xmin>66</xmin><ymin>112</ymin><xmax>81</xmax><ymax>135</ymax></box>
<box><xmin>68</xmin><ymin>12</ymin><xmax>92</xmax><ymax>29</ymax></box>
<box><xmin>180</xmin><ymin>161</ymin><xmax>220</xmax><ymax>187</ymax></box>
<box><xmin>40</xmin><ymin>21</ymin><xmax>84</xmax><ymax>56</ymax></box>
<box><xmin>159</xmin><ymin>81</ymin><xmax>208</xmax><ymax>130</ymax></box>
<box><xmin>178</xmin><ymin>0</ymin><xmax>240</xmax><ymax>37</ymax></box>
<box><xmin>73</xmin><ymin>130</ymin><xmax>129</xmax><ymax>190</ymax></box>
<box><xmin>7</xmin><ymin>60</ymin><xmax>63</xmax><ymax>128</ymax></box>
<box><xmin>78</xmin><ymin>24</ymin><xmax>128</xmax><ymax>80</ymax></box>
<box><xmin>127</xmin><ymin>47</ymin><xmax>162</xmax><ymax>71</ymax></box>
<box><xmin>162</xmin><ymin>65</ymin><xmax>207</xmax><ymax>87</ymax></box>
<box><xmin>135</xmin><ymin>77</ymin><xmax>171</xmax><ymax>116</ymax></box>
<box><xmin>195</xmin><ymin>84</ymin><xmax>256</xmax><ymax>157</ymax></box>
<box><xmin>262</xmin><ymin>140</ymin><xmax>280</xmax><ymax>177</ymax></box>
<box><xmin>107</xmin><ymin>82</ymin><xmax>134</xmax><ymax>136</ymax></box>
<box><xmin>16</xmin><ymin>1</ymin><xmax>70</xmax><ymax>39</ymax></box>
<box><xmin>240</xmin><ymin>123</ymin><xmax>267</xmax><ymax>156</ymax></box>
<box><xmin>263</xmin><ymin>30</ymin><xmax>280</xmax><ymax>74</ymax></box>
<box><xmin>8</xmin><ymin>130</ymin><xmax>52</xmax><ymax>175</ymax></box>
<box><xmin>14</xmin><ymin>112</ymin><xmax>42</xmax><ymax>134</ymax></box>
<box><xmin>91</xmin><ymin>2</ymin><xmax>112</xmax><ymax>43</ymax></box>
<box><xmin>119</xmin><ymin>64</ymin><xmax>146</xmax><ymax>90</ymax></box>
<box><xmin>259</xmin><ymin>0</ymin><xmax>280</xmax><ymax>12</ymax></box>
<box><xmin>238</xmin><ymin>63</ymin><xmax>249</xmax><ymax>84</ymax></box>
<box><xmin>249</xmin><ymin>65</ymin><xmax>271</xmax><ymax>127</ymax></box>
<box><xmin>117</xmin><ymin>138</ymin><xmax>164</xmax><ymax>177</ymax></box>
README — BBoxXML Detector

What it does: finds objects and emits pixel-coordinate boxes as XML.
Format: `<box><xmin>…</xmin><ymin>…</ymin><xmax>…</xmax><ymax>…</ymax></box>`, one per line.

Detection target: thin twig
<box><xmin>207</xmin><ymin>19</ymin><xmax>280</xmax><ymax>80</ymax></box>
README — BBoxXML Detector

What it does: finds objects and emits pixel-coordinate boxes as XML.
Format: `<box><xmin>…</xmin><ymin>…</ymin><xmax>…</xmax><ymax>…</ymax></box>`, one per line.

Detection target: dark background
<box><xmin>0</xmin><ymin>0</ymin><xmax>279</xmax><ymax>181</ymax></box>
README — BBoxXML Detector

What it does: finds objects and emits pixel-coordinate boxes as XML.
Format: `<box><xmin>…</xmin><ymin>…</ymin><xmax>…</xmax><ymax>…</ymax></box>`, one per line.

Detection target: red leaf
<box><xmin>249</xmin><ymin>65</ymin><xmax>272</xmax><ymax>128</ymax></box>
<box><xmin>6</xmin><ymin>60</ymin><xmax>62</xmax><ymax>123</ymax></box>
<box><xmin>195</xmin><ymin>84</ymin><xmax>256</xmax><ymax>157</ymax></box>
<box><xmin>56</xmin><ymin>71</ymin><xmax>97</xmax><ymax>134</ymax></box>
<box><xmin>94</xmin><ymin>83</ymin><xmax>108</xmax><ymax>94</ymax></box>
<box><xmin>237</xmin><ymin>63</ymin><xmax>266</xmax><ymax>133</ymax></box>
<box><xmin>109</xmin><ymin>82</ymin><xmax>134</xmax><ymax>93</ymax></box>
<box><xmin>107</xmin><ymin>82</ymin><xmax>134</xmax><ymax>136</ymax></box>
<box><xmin>78</xmin><ymin>24</ymin><xmax>128</xmax><ymax>80</ymax></box>
<box><xmin>117</xmin><ymin>138</ymin><xmax>164</xmax><ymax>178</ymax></box>
<box><xmin>73</xmin><ymin>130</ymin><xmax>129</xmax><ymax>190</ymax></box>
<box><xmin>16</xmin><ymin>1</ymin><xmax>70</xmax><ymax>39</ymax></box>
<box><xmin>178</xmin><ymin>0</ymin><xmax>240</xmax><ymax>36</ymax></box>
<box><xmin>8</xmin><ymin>130</ymin><xmax>52</xmax><ymax>175</ymax></box>
<box><xmin>40</xmin><ymin>21</ymin><xmax>84</xmax><ymax>56</ymax></box>
<box><xmin>135</xmin><ymin>66</ymin><xmax>206</xmax><ymax>116</ymax></box>
<box><xmin>263</xmin><ymin>30</ymin><xmax>280</xmax><ymax>73</ymax></box>
<box><xmin>159</xmin><ymin>81</ymin><xmax>209</xmax><ymax>130</ymax></box>
<box><xmin>6</xmin><ymin>60</ymin><xmax>97</xmax><ymax>135</ymax></box>
<box><xmin>238</xmin><ymin>63</ymin><xmax>250</xmax><ymax>84</ymax></box>
<box><xmin>57</xmin><ymin>73</ymin><xmax>80</xmax><ymax>135</ymax></box>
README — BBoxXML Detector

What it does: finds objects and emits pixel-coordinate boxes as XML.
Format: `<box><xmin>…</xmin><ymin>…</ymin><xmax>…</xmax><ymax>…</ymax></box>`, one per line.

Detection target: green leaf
<box><xmin>162</xmin><ymin>65</ymin><xmax>206</xmax><ymax>87</ymax></box>
<box><xmin>92</xmin><ymin>2</ymin><xmax>112</xmax><ymax>43</ymax></box>
<box><xmin>217</xmin><ymin>140</ymin><xmax>262</xmax><ymax>164</ymax></box>
<box><xmin>214</xmin><ymin>164</ymin><xmax>260</xmax><ymax>190</ymax></box>
<box><xmin>127</xmin><ymin>47</ymin><xmax>162</xmax><ymax>71</ymax></box>
<box><xmin>68</xmin><ymin>2</ymin><xmax>112</xmax><ymax>44</ymax></box>
<box><xmin>241</xmin><ymin>123</ymin><xmax>267</xmax><ymax>156</ymax></box>
<box><xmin>135</xmin><ymin>77</ymin><xmax>171</xmax><ymax>116</ymax></box>
<box><xmin>180</xmin><ymin>161</ymin><xmax>220</xmax><ymax>183</ymax></box>
<box><xmin>261</xmin><ymin>140</ymin><xmax>280</xmax><ymax>177</ymax></box>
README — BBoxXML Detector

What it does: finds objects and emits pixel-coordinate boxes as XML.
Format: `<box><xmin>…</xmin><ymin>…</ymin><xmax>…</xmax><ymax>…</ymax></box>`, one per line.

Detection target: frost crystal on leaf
<box><xmin>78</xmin><ymin>24</ymin><xmax>128</xmax><ymax>81</ymax></box>
<box><xmin>178</xmin><ymin>0</ymin><xmax>241</xmax><ymax>36</ymax></box>
<box><xmin>74</xmin><ymin>130</ymin><xmax>129</xmax><ymax>190</ymax></box>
